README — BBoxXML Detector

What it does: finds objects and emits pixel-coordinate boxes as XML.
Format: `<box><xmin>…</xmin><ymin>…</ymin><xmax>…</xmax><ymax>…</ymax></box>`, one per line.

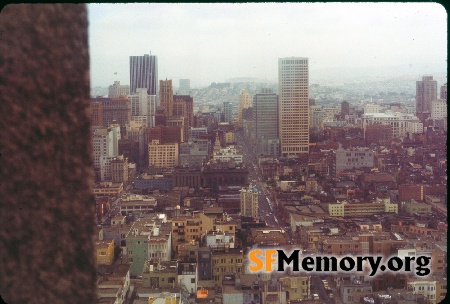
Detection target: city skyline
<box><xmin>88</xmin><ymin>3</ymin><xmax>447</xmax><ymax>88</ymax></box>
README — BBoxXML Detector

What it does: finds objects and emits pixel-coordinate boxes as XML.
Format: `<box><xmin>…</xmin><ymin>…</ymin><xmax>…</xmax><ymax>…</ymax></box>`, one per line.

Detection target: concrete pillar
<box><xmin>0</xmin><ymin>4</ymin><xmax>97</xmax><ymax>303</ymax></box>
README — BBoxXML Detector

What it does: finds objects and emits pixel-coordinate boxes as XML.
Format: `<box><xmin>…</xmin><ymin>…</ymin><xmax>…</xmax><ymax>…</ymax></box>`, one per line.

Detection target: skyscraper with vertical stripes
<box><xmin>278</xmin><ymin>57</ymin><xmax>309</xmax><ymax>157</ymax></box>
<box><xmin>129</xmin><ymin>52</ymin><xmax>158</xmax><ymax>96</ymax></box>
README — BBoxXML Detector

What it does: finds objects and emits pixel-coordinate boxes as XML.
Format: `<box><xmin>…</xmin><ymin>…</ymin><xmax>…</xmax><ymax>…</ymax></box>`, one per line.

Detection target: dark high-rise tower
<box><xmin>253</xmin><ymin>88</ymin><xmax>279</xmax><ymax>157</ymax></box>
<box><xmin>416</xmin><ymin>76</ymin><xmax>437</xmax><ymax>121</ymax></box>
<box><xmin>341</xmin><ymin>101</ymin><xmax>350</xmax><ymax>117</ymax></box>
<box><xmin>130</xmin><ymin>52</ymin><xmax>158</xmax><ymax>95</ymax></box>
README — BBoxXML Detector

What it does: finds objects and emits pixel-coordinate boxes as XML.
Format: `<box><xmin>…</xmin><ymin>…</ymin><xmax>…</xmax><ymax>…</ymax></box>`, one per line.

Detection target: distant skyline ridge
<box><xmin>88</xmin><ymin>3</ymin><xmax>446</xmax><ymax>89</ymax></box>
<box><xmin>95</xmin><ymin>63</ymin><xmax>447</xmax><ymax>90</ymax></box>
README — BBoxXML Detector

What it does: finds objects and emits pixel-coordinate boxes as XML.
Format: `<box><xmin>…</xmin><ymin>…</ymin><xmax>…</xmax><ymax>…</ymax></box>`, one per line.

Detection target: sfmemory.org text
<box><xmin>248</xmin><ymin>249</ymin><xmax>431</xmax><ymax>277</ymax></box>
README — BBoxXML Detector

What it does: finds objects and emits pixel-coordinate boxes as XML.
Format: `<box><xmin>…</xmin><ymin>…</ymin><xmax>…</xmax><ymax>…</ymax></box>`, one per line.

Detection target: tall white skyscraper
<box><xmin>278</xmin><ymin>57</ymin><xmax>309</xmax><ymax>157</ymax></box>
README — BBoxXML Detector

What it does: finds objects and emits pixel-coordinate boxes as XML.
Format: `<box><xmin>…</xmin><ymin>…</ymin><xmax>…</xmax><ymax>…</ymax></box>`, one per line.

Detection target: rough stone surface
<box><xmin>0</xmin><ymin>4</ymin><xmax>97</xmax><ymax>303</ymax></box>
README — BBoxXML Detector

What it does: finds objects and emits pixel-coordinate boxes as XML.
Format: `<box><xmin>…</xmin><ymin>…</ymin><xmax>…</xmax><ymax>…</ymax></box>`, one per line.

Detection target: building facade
<box><xmin>173</xmin><ymin>95</ymin><xmax>194</xmax><ymax>142</ymax></box>
<box><xmin>148</xmin><ymin>140</ymin><xmax>179</xmax><ymax>169</ymax></box>
<box><xmin>335</xmin><ymin>146</ymin><xmax>374</xmax><ymax>173</ymax></box>
<box><xmin>108</xmin><ymin>81</ymin><xmax>130</xmax><ymax>98</ymax></box>
<box><xmin>223</xmin><ymin>101</ymin><xmax>233</xmax><ymax>124</ymax></box>
<box><xmin>130</xmin><ymin>52</ymin><xmax>158</xmax><ymax>95</ymax></box>
<box><xmin>416</xmin><ymin>76</ymin><xmax>437</xmax><ymax>119</ymax></box>
<box><xmin>253</xmin><ymin>88</ymin><xmax>279</xmax><ymax>157</ymax></box>
<box><xmin>278</xmin><ymin>57</ymin><xmax>309</xmax><ymax>157</ymax></box>
<box><xmin>160</xmin><ymin>79</ymin><xmax>174</xmax><ymax>117</ymax></box>
<box><xmin>238</xmin><ymin>91</ymin><xmax>252</xmax><ymax>128</ymax></box>
<box><xmin>239</xmin><ymin>184</ymin><xmax>258</xmax><ymax>218</ymax></box>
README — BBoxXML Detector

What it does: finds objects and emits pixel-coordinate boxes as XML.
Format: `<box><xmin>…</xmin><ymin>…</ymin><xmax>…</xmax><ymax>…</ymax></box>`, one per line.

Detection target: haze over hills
<box><xmin>218</xmin><ymin>63</ymin><xmax>447</xmax><ymax>89</ymax></box>
<box><xmin>310</xmin><ymin>63</ymin><xmax>447</xmax><ymax>84</ymax></box>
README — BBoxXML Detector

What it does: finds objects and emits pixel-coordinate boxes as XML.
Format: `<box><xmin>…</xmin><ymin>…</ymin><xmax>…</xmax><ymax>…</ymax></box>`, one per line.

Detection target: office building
<box><xmin>431</xmin><ymin>99</ymin><xmax>447</xmax><ymax>120</ymax></box>
<box><xmin>364</xmin><ymin>103</ymin><xmax>380</xmax><ymax>114</ymax></box>
<box><xmin>159</xmin><ymin>79</ymin><xmax>174</xmax><ymax>117</ymax></box>
<box><xmin>108</xmin><ymin>81</ymin><xmax>130</xmax><ymax>98</ymax></box>
<box><xmin>341</xmin><ymin>100</ymin><xmax>350</xmax><ymax>116</ymax></box>
<box><xmin>173</xmin><ymin>95</ymin><xmax>194</xmax><ymax>142</ymax></box>
<box><xmin>128</xmin><ymin>88</ymin><xmax>157</xmax><ymax>123</ymax></box>
<box><xmin>89</xmin><ymin>101</ymin><xmax>103</xmax><ymax>127</ymax></box>
<box><xmin>253</xmin><ymin>88</ymin><xmax>279</xmax><ymax>157</ymax></box>
<box><xmin>129</xmin><ymin>52</ymin><xmax>158</xmax><ymax>95</ymax></box>
<box><xmin>148</xmin><ymin>140</ymin><xmax>179</xmax><ymax>169</ymax></box>
<box><xmin>335</xmin><ymin>145</ymin><xmax>374</xmax><ymax>173</ymax></box>
<box><xmin>362</xmin><ymin>112</ymin><xmax>421</xmax><ymax>139</ymax></box>
<box><xmin>179</xmin><ymin>79</ymin><xmax>190</xmax><ymax>92</ymax></box>
<box><xmin>416</xmin><ymin>76</ymin><xmax>437</xmax><ymax>120</ymax></box>
<box><xmin>278</xmin><ymin>57</ymin><xmax>309</xmax><ymax>157</ymax></box>
<box><xmin>223</xmin><ymin>101</ymin><xmax>233</xmax><ymax>124</ymax></box>
<box><xmin>240</xmin><ymin>184</ymin><xmax>259</xmax><ymax>218</ymax></box>
<box><xmin>440</xmin><ymin>83</ymin><xmax>447</xmax><ymax>101</ymax></box>
<box><xmin>238</xmin><ymin>90</ymin><xmax>252</xmax><ymax>128</ymax></box>
<box><xmin>328</xmin><ymin>199</ymin><xmax>398</xmax><ymax>217</ymax></box>
<box><xmin>90</xmin><ymin>97</ymin><xmax>131</xmax><ymax>134</ymax></box>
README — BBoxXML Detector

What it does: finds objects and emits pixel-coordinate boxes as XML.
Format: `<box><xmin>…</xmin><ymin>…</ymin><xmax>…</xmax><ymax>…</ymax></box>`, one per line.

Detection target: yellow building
<box><xmin>148</xmin><ymin>140</ymin><xmax>179</xmax><ymax>168</ymax></box>
<box><xmin>95</xmin><ymin>239</ymin><xmax>115</xmax><ymax>265</ymax></box>
<box><xmin>211</xmin><ymin>248</ymin><xmax>244</xmax><ymax>284</ymax></box>
<box><xmin>225</xmin><ymin>131</ymin><xmax>236</xmax><ymax>144</ymax></box>
<box><xmin>280</xmin><ymin>276</ymin><xmax>310</xmax><ymax>300</ymax></box>
<box><xmin>171</xmin><ymin>215</ymin><xmax>203</xmax><ymax>252</ymax></box>
<box><xmin>93</xmin><ymin>181</ymin><xmax>124</xmax><ymax>197</ymax></box>
<box><xmin>328</xmin><ymin>200</ymin><xmax>398</xmax><ymax>217</ymax></box>
<box><xmin>171</xmin><ymin>212</ymin><xmax>238</xmax><ymax>254</ymax></box>
<box><xmin>403</xmin><ymin>201</ymin><xmax>432</xmax><ymax>214</ymax></box>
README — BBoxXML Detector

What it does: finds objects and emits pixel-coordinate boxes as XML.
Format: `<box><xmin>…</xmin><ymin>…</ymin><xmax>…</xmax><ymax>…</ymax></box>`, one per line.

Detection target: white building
<box><xmin>177</xmin><ymin>262</ymin><xmax>198</xmax><ymax>294</ymax></box>
<box><xmin>205</xmin><ymin>231</ymin><xmax>235</xmax><ymax>249</ymax></box>
<box><xmin>110</xmin><ymin>123</ymin><xmax>121</xmax><ymax>156</ymax></box>
<box><xmin>278</xmin><ymin>57</ymin><xmax>309</xmax><ymax>157</ymax></box>
<box><xmin>362</xmin><ymin>112</ymin><xmax>420</xmax><ymax>139</ymax></box>
<box><xmin>335</xmin><ymin>145</ymin><xmax>374</xmax><ymax>173</ymax></box>
<box><xmin>406</xmin><ymin>119</ymin><xmax>424</xmax><ymax>135</ymax></box>
<box><xmin>92</xmin><ymin>125</ymin><xmax>122</xmax><ymax>181</ymax></box>
<box><xmin>309</xmin><ymin>105</ymin><xmax>323</xmax><ymax>128</ymax></box>
<box><xmin>92</xmin><ymin>127</ymin><xmax>114</xmax><ymax>170</ymax></box>
<box><xmin>431</xmin><ymin>99</ymin><xmax>447</xmax><ymax>120</ymax></box>
<box><xmin>407</xmin><ymin>279</ymin><xmax>437</xmax><ymax>304</ymax></box>
<box><xmin>147</xmin><ymin>223</ymin><xmax>172</xmax><ymax>262</ymax></box>
<box><xmin>108</xmin><ymin>80</ymin><xmax>130</xmax><ymax>98</ymax></box>
<box><xmin>213</xmin><ymin>145</ymin><xmax>243</xmax><ymax>164</ymax></box>
<box><xmin>364</xmin><ymin>103</ymin><xmax>380</xmax><ymax>114</ymax></box>
<box><xmin>239</xmin><ymin>184</ymin><xmax>259</xmax><ymax>218</ymax></box>
<box><xmin>323</xmin><ymin>106</ymin><xmax>340</xmax><ymax>120</ymax></box>
<box><xmin>128</xmin><ymin>88</ymin><xmax>157</xmax><ymax>128</ymax></box>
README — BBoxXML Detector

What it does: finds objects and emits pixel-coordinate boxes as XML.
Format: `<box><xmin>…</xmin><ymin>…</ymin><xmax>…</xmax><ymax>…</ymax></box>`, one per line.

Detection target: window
<box><xmin>191</xmin><ymin>278</ymin><xmax>195</xmax><ymax>283</ymax></box>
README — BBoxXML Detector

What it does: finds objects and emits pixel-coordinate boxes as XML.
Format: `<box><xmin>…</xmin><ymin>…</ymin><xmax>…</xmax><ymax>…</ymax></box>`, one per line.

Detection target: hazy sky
<box><xmin>88</xmin><ymin>3</ymin><xmax>447</xmax><ymax>88</ymax></box>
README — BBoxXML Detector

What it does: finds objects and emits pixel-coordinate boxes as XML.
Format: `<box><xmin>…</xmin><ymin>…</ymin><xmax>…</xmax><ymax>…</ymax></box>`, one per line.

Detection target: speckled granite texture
<box><xmin>0</xmin><ymin>4</ymin><xmax>97</xmax><ymax>303</ymax></box>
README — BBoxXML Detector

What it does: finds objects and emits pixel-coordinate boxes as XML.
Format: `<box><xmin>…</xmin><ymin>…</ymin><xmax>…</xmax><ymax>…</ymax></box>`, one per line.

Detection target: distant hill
<box><xmin>310</xmin><ymin>64</ymin><xmax>447</xmax><ymax>85</ymax></box>
<box><xmin>225</xmin><ymin>77</ymin><xmax>269</xmax><ymax>83</ymax></box>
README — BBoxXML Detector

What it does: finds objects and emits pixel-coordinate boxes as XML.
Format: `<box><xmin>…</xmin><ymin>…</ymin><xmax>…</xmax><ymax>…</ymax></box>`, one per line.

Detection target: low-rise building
<box><xmin>94</xmin><ymin>239</ymin><xmax>115</xmax><ymax>266</ymax></box>
<box><xmin>211</xmin><ymin>248</ymin><xmax>244</xmax><ymax>285</ymax></box>
<box><xmin>93</xmin><ymin>181</ymin><xmax>123</xmax><ymax>197</ymax></box>
<box><xmin>119</xmin><ymin>194</ymin><xmax>157</xmax><ymax>215</ymax></box>
<box><xmin>328</xmin><ymin>199</ymin><xmax>398</xmax><ymax>217</ymax></box>
<box><xmin>126</xmin><ymin>215</ymin><xmax>172</xmax><ymax>276</ymax></box>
